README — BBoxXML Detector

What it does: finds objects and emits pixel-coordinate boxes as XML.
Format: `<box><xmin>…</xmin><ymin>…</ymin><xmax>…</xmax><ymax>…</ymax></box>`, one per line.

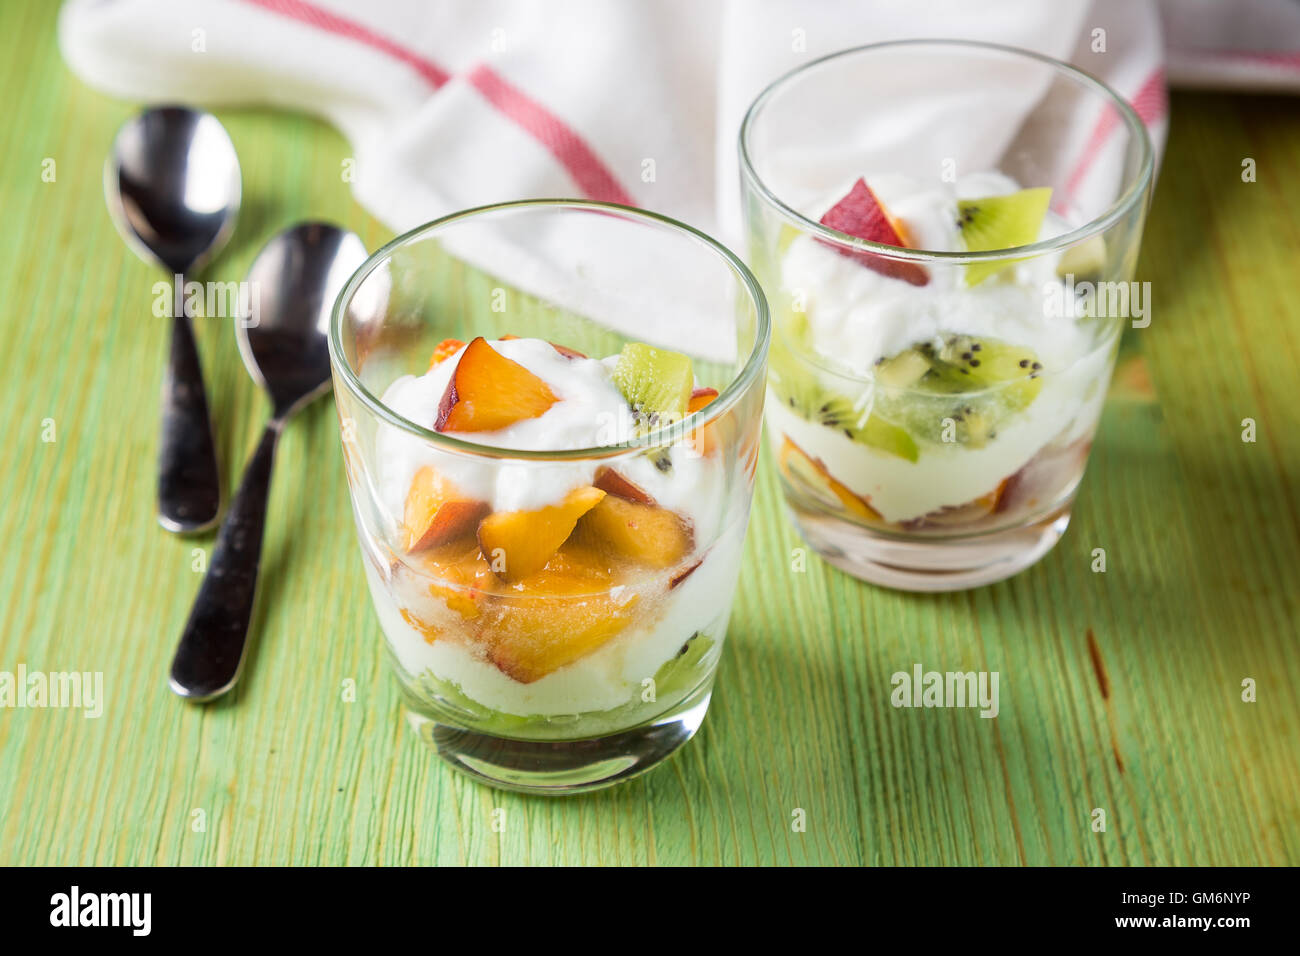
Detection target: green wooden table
<box><xmin>2</xmin><ymin>1</ymin><xmax>1296</xmax><ymax>866</ymax></box>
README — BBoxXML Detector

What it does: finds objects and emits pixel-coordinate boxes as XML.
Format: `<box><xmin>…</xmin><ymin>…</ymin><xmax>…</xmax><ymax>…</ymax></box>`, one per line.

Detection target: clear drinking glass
<box><xmin>328</xmin><ymin>200</ymin><xmax>768</xmax><ymax>793</ymax></box>
<box><xmin>740</xmin><ymin>40</ymin><xmax>1154</xmax><ymax>591</ymax></box>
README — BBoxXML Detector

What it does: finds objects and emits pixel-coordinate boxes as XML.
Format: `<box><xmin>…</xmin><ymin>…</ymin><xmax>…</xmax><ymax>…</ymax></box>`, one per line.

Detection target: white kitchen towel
<box><xmin>61</xmin><ymin>0</ymin><xmax>1176</xmax><ymax>247</ymax></box>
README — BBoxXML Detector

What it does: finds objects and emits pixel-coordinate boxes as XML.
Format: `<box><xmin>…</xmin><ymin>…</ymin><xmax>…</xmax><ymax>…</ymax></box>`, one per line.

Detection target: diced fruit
<box><xmin>594</xmin><ymin>467</ymin><xmax>657</xmax><ymax>506</ymax></box>
<box><xmin>484</xmin><ymin>546</ymin><xmax>637</xmax><ymax>683</ymax></box>
<box><xmin>1057</xmin><ymin>234</ymin><xmax>1107</xmax><ymax>280</ymax></box>
<box><xmin>611</xmin><ymin>342</ymin><xmax>694</xmax><ymax>434</ymax></box>
<box><xmin>435</xmin><ymin>336</ymin><xmax>558</xmax><ymax>432</ymax></box>
<box><xmin>400</xmin><ymin>607</ymin><xmax>443</xmax><ymax>643</ymax></box>
<box><xmin>773</xmin><ymin>367</ymin><xmax>919</xmax><ymax>462</ymax></box>
<box><xmin>903</xmin><ymin>479</ymin><xmax>1009</xmax><ymax>530</ymax></box>
<box><xmin>956</xmin><ymin>187</ymin><xmax>1052</xmax><ymax>285</ymax></box>
<box><xmin>401</xmin><ymin>466</ymin><xmax>489</xmax><ymax>553</ymax></box>
<box><xmin>429</xmin><ymin>338</ymin><xmax>465</xmax><ymax>368</ymax></box>
<box><xmin>778</xmin><ymin>437</ymin><xmax>884</xmax><ymax>523</ymax></box>
<box><xmin>412</xmin><ymin>539</ymin><xmax>497</xmax><ymax>620</ymax></box>
<box><xmin>687</xmin><ymin>387</ymin><xmax>719</xmax><ymax>456</ymax></box>
<box><xmin>868</xmin><ymin>335</ymin><xmax>1047</xmax><ymax>448</ymax></box>
<box><xmin>818</xmin><ymin>178</ymin><xmax>928</xmax><ymax>286</ymax></box>
<box><xmin>551</xmin><ymin>342</ymin><xmax>588</xmax><ymax>359</ymax></box>
<box><xmin>577</xmin><ymin>494</ymin><xmax>692</xmax><ymax>569</ymax></box>
<box><xmin>669</xmin><ymin>559</ymin><xmax>702</xmax><ymax>589</ymax></box>
<box><xmin>477</xmin><ymin>486</ymin><xmax>605</xmax><ymax>582</ymax></box>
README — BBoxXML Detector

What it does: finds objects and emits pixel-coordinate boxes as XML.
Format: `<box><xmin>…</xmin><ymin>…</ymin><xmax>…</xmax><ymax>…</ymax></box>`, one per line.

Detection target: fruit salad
<box><xmin>767</xmin><ymin>171</ymin><xmax>1116</xmax><ymax>533</ymax></box>
<box><xmin>359</xmin><ymin>335</ymin><xmax>741</xmax><ymax>739</ymax></box>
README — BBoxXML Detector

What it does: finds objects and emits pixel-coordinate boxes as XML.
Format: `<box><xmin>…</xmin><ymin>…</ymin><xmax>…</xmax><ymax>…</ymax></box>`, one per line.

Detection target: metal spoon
<box><xmin>169</xmin><ymin>223</ymin><xmax>368</xmax><ymax>701</ymax></box>
<box><xmin>105</xmin><ymin>105</ymin><xmax>241</xmax><ymax>534</ymax></box>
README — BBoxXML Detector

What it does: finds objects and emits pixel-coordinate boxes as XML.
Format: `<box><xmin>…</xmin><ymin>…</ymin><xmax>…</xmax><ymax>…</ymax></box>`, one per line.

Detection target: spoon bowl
<box><xmin>106</xmin><ymin>106</ymin><xmax>241</xmax><ymax>275</ymax></box>
<box><xmin>240</xmin><ymin>223</ymin><xmax>369</xmax><ymax>416</ymax></box>
<box><xmin>170</xmin><ymin>223</ymin><xmax>367</xmax><ymax>701</ymax></box>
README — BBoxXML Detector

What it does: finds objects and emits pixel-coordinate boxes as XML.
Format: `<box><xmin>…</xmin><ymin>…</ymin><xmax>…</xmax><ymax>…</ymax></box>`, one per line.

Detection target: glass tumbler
<box><xmin>740</xmin><ymin>40</ymin><xmax>1154</xmax><ymax>591</ymax></box>
<box><xmin>328</xmin><ymin>201</ymin><xmax>768</xmax><ymax>793</ymax></box>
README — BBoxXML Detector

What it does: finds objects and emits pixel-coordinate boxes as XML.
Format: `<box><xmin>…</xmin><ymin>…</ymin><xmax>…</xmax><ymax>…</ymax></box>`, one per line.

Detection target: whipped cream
<box><xmin>781</xmin><ymin>171</ymin><xmax>1090</xmax><ymax>373</ymax></box>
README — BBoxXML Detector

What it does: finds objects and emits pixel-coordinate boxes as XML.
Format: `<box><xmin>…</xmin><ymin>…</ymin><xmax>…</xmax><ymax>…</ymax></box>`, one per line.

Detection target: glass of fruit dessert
<box><xmin>739</xmin><ymin>40</ymin><xmax>1154</xmax><ymax>590</ymax></box>
<box><xmin>328</xmin><ymin>200</ymin><xmax>768</xmax><ymax>793</ymax></box>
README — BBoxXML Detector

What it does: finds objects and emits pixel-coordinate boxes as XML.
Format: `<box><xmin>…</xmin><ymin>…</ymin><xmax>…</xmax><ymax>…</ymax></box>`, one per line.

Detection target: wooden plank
<box><xmin>0</xmin><ymin>0</ymin><xmax>1295</xmax><ymax>864</ymax></box>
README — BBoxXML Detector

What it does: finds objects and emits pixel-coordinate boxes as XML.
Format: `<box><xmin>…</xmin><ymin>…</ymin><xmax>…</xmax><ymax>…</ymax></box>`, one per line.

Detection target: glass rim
<box><xmin>738</xmin><ymin>38</ymin><xmax>1156</xmax><ymax>263</ymax></box>
<box><xmin>328</xmin><ymin>198</ymin><xmax>771</xmax><ymax>461</ymax></box>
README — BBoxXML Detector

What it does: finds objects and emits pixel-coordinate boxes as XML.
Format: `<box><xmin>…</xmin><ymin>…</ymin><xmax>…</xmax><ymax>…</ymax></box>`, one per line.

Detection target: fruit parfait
<box><xmin>329</xmin><ymin>201</ymin><xmax>768</xmax><ymax>793</ymax></box>
<box><xmin>740</xmin><ymin>41</ymin><xmax>1153</xmax><ymax>590</ymax></box>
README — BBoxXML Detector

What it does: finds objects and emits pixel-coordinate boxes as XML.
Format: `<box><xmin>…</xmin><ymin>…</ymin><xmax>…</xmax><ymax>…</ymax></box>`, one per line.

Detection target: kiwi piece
<box><xmin>772</xmin><ymin>369</ymin><xmax>919</xmax><ymax>463</ymax></box>
<box><xmin>956</xmin><ymin>187</ymin><xmax>1052</xmax><ymax>286</ymax></box>
<box><xmin>611</xmin><ymin>343</ymin><xmax>694</xmax><ymax>434</ymax></box>
<box><xmin>923</xmin><ymin>335</ymin><xmax>1044</xmax><ymax>409</ymax></box>
<box><xmin>1056</xmin><ymin>234</ymin><xmax>1107</xmax><ymax>281</ymax></box>
<box><xmin>872</xmin><ymin>335</ymin><xmax>1046</xmax><ymax>449</ymax></box>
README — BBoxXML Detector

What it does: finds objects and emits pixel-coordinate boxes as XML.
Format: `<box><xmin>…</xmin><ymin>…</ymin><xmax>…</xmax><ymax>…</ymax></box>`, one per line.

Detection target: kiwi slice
<box><xmin>957</xmin><ymin>187</ymin><xmax>1052</xmax><ymax>286</ymax></box>
<box><xmin>611</xmin><ymin>343</ymin><xmax>694</xmax><ymax>434</ymax></box>
<box><xmin>873</xmin><ymin>335</ymin><xmax>1046</xmax><ymax>449</ymax></box>
<box><xmin>771</xmin><ymin>364</ymin><xmax>919</xmax><ymax>463</ymax></box>
<box><xmin>1056</xmin><ymin>234</ymin><xmax>1107</xmax><ymax>281</ymax></box>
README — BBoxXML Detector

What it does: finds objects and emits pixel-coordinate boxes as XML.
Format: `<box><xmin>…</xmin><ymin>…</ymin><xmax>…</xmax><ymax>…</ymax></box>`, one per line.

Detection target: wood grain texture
<box><xmin>1</xmin><ymin>1</ymin><xmax>1296</xmax><ymax>865</ymax></box>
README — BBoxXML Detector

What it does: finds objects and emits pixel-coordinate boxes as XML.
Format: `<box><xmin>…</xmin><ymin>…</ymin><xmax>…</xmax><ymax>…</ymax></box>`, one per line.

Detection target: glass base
<box><xmin>403</xmin><ymin>677</ymin><xmax>715</xmax><ymax>795</ymax></box>
<box><xmin>787</xmin><ymin>503</ymin><xmax>1073</xmax><ymax>592</ymax></box>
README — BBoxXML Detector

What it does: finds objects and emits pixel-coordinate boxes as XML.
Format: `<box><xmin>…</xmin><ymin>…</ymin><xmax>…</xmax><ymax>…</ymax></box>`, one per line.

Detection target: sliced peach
<box><xmin>669</xmin><ymin>558</ymin><xmax>703</xmax><ymax>589</ymax></box>
<box><xmin>484</xmin><ymin>548</ymin><xmax>637</xmax><ymax>683</ymax></box>
<box><xmin>401</xmin><ymin>466</ymin><xmax>489</xmax><ymax>553</ymax></box>
<box><xmin>593</xmin><ymin>467</ymin><xmax>657</xmax><ymax>506</ymax></box>
<box><xmin>778</xmin><ymin>437</ymin><xmax>884</xmax><ymax>523</ymax></box>
<box><xmin>687</xmin><ymin>387</ymin><xmax>719</xmax><ymax>456</ymax></box>
<box><xmin>435</xmin><ymin>336</ymin><xmax>559</xmax><ymax>432</ymax></box>
<box><xmin>414</xmin><ymin>540</ymin><xmax>497</xmax><ymax>620</ymax></box>
<box><xmin>429</xmin><ymin>338</ymin><xmax>465</xmax><ymax>368</ymax></box>
<box><xmin>577</xmin><ymin>494</ymin><xmax>692</xmax><ymax>569</ymax></box>
<box><xmin>399</xmin><ymin>607</ymin><xmax>443</xmax><ymax>644</ymax></box>
<box><xmin>551</xmin><ymin>342</ymin><xmax>588</xmax><ymax>359</ymax></box>
<box><xmin>477</xmin><ymin>486</ymin><xmax>605</xmax><ymax>582</ymax></box>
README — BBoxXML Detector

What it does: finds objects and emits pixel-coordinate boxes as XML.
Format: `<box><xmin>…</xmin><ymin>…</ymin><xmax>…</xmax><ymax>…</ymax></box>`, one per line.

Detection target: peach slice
<box><xmin>477</xmin><ymin>486</ymin><xmax>606</xmax><ymax>582</ymax></box>
<box><xmin>778</xmin><ymin>437</ymin><xmax>884</xmax><ymax>523</ymax></box>
<box><xmin>593</xmin><ymin>467</ymin><xmax>657</xmax><ymax>506</ymax></box>
<box><xmin>414</xmin><ymin>539</ymin><xmax>498</xmax><ymax>620</ymax></box>
<box><xmin>484</xmin><ymin>547</ymin><xmax>638</xmax><ymax>683</ymax></box>
<box><xmin>577</xmin><ymin>494</ymin><xmax>692</xmax><ymax>569</ymax></box>
<box><xmin>687</xmin><ymin>387</ymin><xmax>719</xmax><ymax>456</ymax></box>
<box><xmin>551</xmin><ymin>342</ymin><xmax>588</xmax><ymax>360</ymax></box>
<box><xmin>402</xmin><ymin>466</ymin><xmax>490</xmax><ymax>553</ymax></box>
<box><xmin>400</xmin><ymin>607</ymin><xmax>443</xmax><ymax>644</ymax></box>
<box><xmin>435</xmin><ymin>336</ymin><xmax>559</xmax><ymax>432</ymax></box>
<box><xmin>429</xmin><ymin>338</ymin><xmax>465</xmax><ymax>368</ymax></box>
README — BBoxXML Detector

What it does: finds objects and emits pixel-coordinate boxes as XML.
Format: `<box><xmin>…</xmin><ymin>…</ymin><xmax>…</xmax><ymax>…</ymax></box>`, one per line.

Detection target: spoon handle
<box><xmin>159</xmin><ymin>296</ymin><xmax>222</xmax><ymax>534</ymax></box>
<box><xmin>170</xmin><ymin>421</ymin><xmax>280</xmax><ymax>701</ymax></box>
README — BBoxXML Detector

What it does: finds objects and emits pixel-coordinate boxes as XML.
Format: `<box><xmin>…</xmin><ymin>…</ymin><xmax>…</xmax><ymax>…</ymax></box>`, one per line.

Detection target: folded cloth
<box><xmin>1161</xmin><ymin>0</ymin><xmax>1300</xmax><ymax>91</ymax></box>
<box><xmin>61</xmin><ymin>0</ymin><xmax>1175</xmax><ymax>241</ymax></box>
<box><xmin>62</xmin><ymin>0</ymin><xmax>1176</xmax><ymax>356</ymax></box>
